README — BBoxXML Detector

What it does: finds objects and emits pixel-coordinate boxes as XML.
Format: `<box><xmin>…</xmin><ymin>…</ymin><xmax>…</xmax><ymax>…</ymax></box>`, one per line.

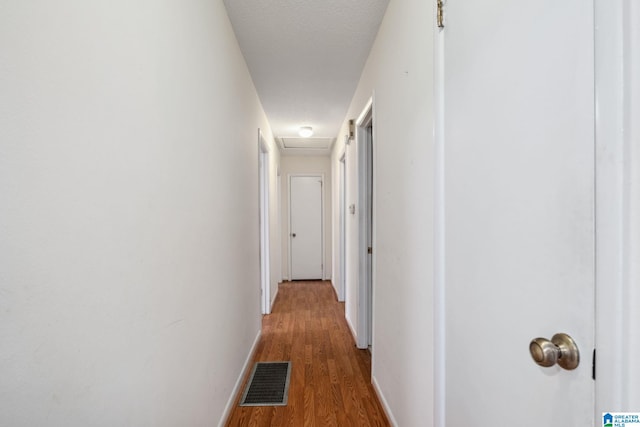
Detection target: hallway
<box><xmin>2</xmin><ymin>1</ymin><xmax>639</xmax><ymax>425</ymax></box>
<box><xmin>226</xmin><ymin>282</ymin><xmax>389</xmax><ymax>426</ymax></box>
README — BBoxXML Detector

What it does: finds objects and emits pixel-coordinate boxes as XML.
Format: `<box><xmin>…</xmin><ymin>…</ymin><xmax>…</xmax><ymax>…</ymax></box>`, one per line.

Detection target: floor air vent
<box><xmin>240</xmin><ymin>362</ymin><xmax>291</xmax><ymax>406</ymax></box>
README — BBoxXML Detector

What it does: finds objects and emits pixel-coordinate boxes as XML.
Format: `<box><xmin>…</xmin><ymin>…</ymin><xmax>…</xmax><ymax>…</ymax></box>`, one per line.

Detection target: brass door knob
<box><xmin>529</xmin><ymin>333</ymin><xmax>579</xmax><ymax>370</ymax></box>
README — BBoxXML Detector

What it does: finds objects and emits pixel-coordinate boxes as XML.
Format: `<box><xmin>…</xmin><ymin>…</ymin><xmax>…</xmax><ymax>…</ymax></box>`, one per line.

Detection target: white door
<box><xmin>442</xmin><ymin>0</ymin><xmax>595</xmax><ymax>425</ymax></box>
<box><xmin>289</xmin><ymin>176</ymin><xmax>323</xmax><ymax>280</ymax></box>
<box><xmin>259</xmin><ymin>146</ymin><xmax>270</xmax><ymax>314</ymax></box>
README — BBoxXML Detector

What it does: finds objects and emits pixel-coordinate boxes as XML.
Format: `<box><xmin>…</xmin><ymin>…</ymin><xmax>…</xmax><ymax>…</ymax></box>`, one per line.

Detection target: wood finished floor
<box><xmin>225</xmin><ymin>281</ymin><xmax>390</xmax><ymax>427</ymax></box>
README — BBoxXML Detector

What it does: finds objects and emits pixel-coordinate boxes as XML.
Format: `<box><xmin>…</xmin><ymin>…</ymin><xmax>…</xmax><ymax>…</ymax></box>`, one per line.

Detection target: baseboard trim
<box><xmin>270</xmin><ymin>284</ymin><xmax>278</xmax><ymax>312</ymax></box>
<box><xmin>329</xmin><ymin>280</ymin><xmax>339</xmax><ymax>301</ymax></box>
<box><xmin>372</xmin><ymin>375</ymin><xmax>398</xmax><ymax>427</ymax></box>
<box><xmin>218</xmin><ymin>329</ymin><xmax>261</xmax><ymax>427</ymax></box>
<box><xmin>346</xmin><ymin>314</ymin><xmax>358</xmax><ymax>345</ymax></box>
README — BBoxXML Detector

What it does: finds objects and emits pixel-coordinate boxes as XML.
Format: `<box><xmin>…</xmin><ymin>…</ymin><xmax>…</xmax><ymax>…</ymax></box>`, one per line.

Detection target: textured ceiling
<box><xmin>223</xmin><ymin>0</ymin><xmax>389</xmax><ymax>155</ymax></box>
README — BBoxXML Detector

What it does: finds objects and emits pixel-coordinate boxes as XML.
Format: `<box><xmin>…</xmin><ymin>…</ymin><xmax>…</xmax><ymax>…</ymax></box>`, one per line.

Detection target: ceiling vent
<box><xmin>280</xmin><ymin>137</ymin><xmax>333</xmax><ymax>150</ymax></box>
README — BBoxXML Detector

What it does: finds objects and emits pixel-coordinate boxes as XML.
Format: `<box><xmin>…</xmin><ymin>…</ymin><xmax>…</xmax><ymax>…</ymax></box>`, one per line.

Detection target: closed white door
<box><xmin>441</xmin><ymin>0</ymin><xmax>595</xmax><ymax>425</ymax></box>
<box><xmin>289</xmin><ymin>176</ymin><xmax>323</xmax><ymax>280</ymax></box>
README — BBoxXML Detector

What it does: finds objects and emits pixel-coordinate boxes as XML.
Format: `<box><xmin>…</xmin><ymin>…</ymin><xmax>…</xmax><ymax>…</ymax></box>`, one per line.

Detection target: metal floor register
<box><xmin>240</xmin><ymin>362</ymin><xmax>291</xmax><ymax>406</ymax></box>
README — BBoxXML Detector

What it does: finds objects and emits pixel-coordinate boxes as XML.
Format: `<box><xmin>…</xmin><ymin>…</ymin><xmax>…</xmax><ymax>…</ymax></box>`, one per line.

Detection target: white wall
<box><xmin>331</xmin><ymin>0</ymin><xmax>433</xmax><ymax>425</ymax></box>
<box><xmin>280</xmin><ymin>156</ymin><xmax>332</xmax><ymax>282</ymax></box>
<box><xmin>0</xmin><ymin>1</ymin><xmax>275</xmax><ymax>426</ymax></box>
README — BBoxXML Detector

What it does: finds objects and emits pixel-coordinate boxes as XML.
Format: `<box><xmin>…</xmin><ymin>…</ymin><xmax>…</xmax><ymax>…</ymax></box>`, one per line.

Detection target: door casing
<box><xmin>594</xmin><ymin>0</ymin><xmax>640</xmax><ymax>415</ymax></box>
<box><xmin>339</xmin><ymin>151</ymin><xmax>347</xmax><ymax>302</ymax></box>
<box><xmin>356</xmin><ymin>97</ymin><xmax>374</xmax><ymax>349</ymax></box>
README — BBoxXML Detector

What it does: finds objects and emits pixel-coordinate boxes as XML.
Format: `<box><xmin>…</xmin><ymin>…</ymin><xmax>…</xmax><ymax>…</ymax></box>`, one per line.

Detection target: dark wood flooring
<box><xmin>225</xmin><ymin>281</ymin><xmax>390</xmax><ymax>426</ymax></box>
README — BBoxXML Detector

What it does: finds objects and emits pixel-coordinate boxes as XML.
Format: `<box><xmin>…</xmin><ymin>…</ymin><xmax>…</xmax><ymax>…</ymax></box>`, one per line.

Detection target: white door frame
<box><xmin>287</xmin><ymin>173</ymin><xmax>325</xmax><ymax>281</ymax></box>
<box><xmin>277</xmin><ymin>170</ymin><xmax>283</xmax><ymax>284</ymax></box>
<box><xmin>338</xmin><ymin>150</ymin><xmax>347</xmax><ymax>302</ymax></box>
<box><xmin>594</xmin><ymin>0</ymin><xmax>640</xmax><ymax>416</ymax></box>
<box><xmin>356</xmin><ymin>97</ymin><xmax>374</xmax><ymax>349</ymax></box>
<box><xmin>258</xmin><ymin>129</ymin><xmax>271</xmax><ymax>314</ymax></box>
<box><xmin>433</xmin><ymin>16</ymin><xmax>446</xmax><ymax>427</ymax></box>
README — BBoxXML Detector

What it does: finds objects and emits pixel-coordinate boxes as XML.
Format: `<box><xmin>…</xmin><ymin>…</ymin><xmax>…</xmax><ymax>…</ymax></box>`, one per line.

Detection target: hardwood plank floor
<box><xmin>225</xmin><ymin>281</ymin><xmax>390</xmax><ymax>427</ymax></box>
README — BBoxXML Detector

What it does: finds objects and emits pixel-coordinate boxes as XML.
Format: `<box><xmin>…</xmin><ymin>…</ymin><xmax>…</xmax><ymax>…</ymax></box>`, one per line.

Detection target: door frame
<box><xmin>594</xmin><ymin>0</ymin><xmax>640</xmax><ymax>416</ymax></box>
<box><xmin>433</xmin><ymin>15</ymin><xmax>446</xmax><ymax>427</ymax></box>
<box><xmin>277</xmin><ymin>170</ymin><xmax>283</xmax><ymax>284</ymax></box>
<box><xmin>287</xmin><ymin>173</ymin><xmax>325</xmax><ymax>281</ymax></box>
<box><xmin>338</xmin><ymin>150</ymin><xmax>347</xmax><ymax>302</ymax></box>
<box><xmin>258</xmin><ymin>129</ymin><xmax>271</xmax><ymax>315</ymax></box>
<box><xmin>356</xmin><ymin>97</ymin><xmax>374</xmax><ymax>349</ymax></box>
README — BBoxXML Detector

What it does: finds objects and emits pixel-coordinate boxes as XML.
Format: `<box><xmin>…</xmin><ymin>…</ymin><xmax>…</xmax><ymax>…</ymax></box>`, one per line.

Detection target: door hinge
<box><xmin>367</xmin><ymin>246</ymin><xmax>372</xmax><ymax>254</ymax></box>
<box><xmin>437</xmin><ymin>0</ymin><xmax>445</xmax><ymax>28</ymax></box>
<box><xmin>592</xmin><ymin>348</ymin><xmax>596</xmax><ymax>380</ymax></box>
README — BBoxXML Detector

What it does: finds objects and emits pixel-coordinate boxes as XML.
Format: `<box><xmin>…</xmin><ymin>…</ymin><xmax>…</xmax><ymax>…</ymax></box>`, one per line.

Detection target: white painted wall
<box><xmin>280</xmin><ymin>156</ymin><xmax>332</xmax><ymax>282</ymax></box>
<box><xmin>331</xmin><ymin>0</ymin><xmax>433</xmax><ymax>424</ymax></box>
<box><xmin>0</xmin><ymin>1</ymin><xmax>277</xmax><ymax>426</ymax></box>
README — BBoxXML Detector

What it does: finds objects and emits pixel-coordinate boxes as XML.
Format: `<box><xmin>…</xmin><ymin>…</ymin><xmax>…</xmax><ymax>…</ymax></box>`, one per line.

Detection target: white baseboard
<box><xmin>345</xmin><ymin>314</ymin><xmax>358</xmax><ymax>345</ymax></box>
<box><xmin>218</xmin><ymin>329</ymin><xmax>261</xmax><ymax>427</ymax></box>
<box><xmin>372</xmin><ymin>375</ymin><xmax>398</xmax><ymax>427</ymax></box>
<box><xmin>270</xmin><ymin>285</ymin><xmax>278</xmax><ymax>312</ymax></box>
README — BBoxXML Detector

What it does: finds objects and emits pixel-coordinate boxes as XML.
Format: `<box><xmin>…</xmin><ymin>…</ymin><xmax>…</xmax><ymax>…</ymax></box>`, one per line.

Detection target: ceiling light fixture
<box><xmin>298</xmin><ymin>126</ymin><xmax>313</xmax><ymax>138</ymax></box>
